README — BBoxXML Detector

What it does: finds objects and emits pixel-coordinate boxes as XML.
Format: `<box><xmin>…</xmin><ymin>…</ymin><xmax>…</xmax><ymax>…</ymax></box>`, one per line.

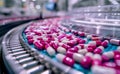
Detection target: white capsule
<box><xmin>57</xmin><ymin>47</ymin><xmax>66</xmax><ymax>54</ymax></box>
<box><xmin>103</xmin><ymin>51</ymin><xmax>114</xmax><ymax>59</ymax></box>
<box><xmin>89</xmin><ymin>41</ymin><xmax>96</xmax><ymax>46</ymax></box>
<box><xmin>73</xmin><ymin>53</ymin><xmax>84</xmax><ymax>62</ymax></box>
<box><xmin>110</xmin><ymin>39</ymin><xmax>120</xmax><ymax>45</ymax></box>
<box><xmin>78</xmin><ymin>49</ymin><xmax>87</xmax><ymax>55</ymax></box>
<box><xmin>46</xmin><ymin>47</ymin><xmax>56</xmax><ymax>56</ymax></box>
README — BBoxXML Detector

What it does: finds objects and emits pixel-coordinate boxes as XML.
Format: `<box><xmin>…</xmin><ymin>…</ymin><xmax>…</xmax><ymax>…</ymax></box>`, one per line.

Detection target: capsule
<box><xmin>110</xmin><ymin>39</ymin><xmax>120</xmax><ymax>45</ymax></box>
<box><xmin>92</xmin><ymin>54</ymin><xmax>102</xmax><ymax>65</ymax></box>
<box><xmin>66</xmin><ymin>51</ymin><xmax>84</xmax><ymax>62</ymax></box>
<box><xmin>78</xmin><ymin>47</ymin><xmax>94</xmax><ymax>55</ymax></box>
<box><xmin>94</xmin><ymin>46</ymin><xmax>104</xmax><ymax>54</ymax></box>
<box><xmin>56</xmin><ymin>54</ymin><xmax>75</xmax><ymax>67</ymax></box>
<box><xmin>102</xmin><ymin>51</ymin><xmax>120</xmax><ymax>61</ymax></box>
<box><xmin>45</xmin><ymin>44</ymin><xmax>56</xmax><ymax>56</ymax></box>
<box><xmin>89</xmin><ymin>40</ymin><xmax>102</xmax><ymax>46</ymax></box>
<box><xmin>68</xmin><ymin>45</ymin><xmax>81</xmax><ymax>52</ymax></box>
<box><xmin>101</xmin><ymin>40</ymin><xmax>109</xmax><ymax>47</ymax></box>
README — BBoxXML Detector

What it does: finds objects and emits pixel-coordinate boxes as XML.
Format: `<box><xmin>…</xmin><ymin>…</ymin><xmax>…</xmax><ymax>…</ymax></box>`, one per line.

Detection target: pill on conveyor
<box><xmin>68</xmin><ymin>46</ymin><xmax>81</xmax><ymax>53</ymax></box>
<box><xmin>91</xmin><ymin>37</ymin><xmax>102</xmax><ymax>41</ymax></box>
<box><xmin>89</xmin><ymin>40</ymin><xmax>102</xmax><ymax>46</ymax></box>
<box><xmin>101</xmin><ymin>40</ymin><xmax>109</xmax><ymax>47</ymax></box>
<box><xmin>92</xmin><ymin>54</ymin><xmax>102</xmax><ymax>65</ymax></box>
<box><xmin>67</xmin><ymin>40</ymin><xmax>77</xmax><ymax>46</ymax></box>
<box><xmin>78</xmin><ymin>47</ymin><xmax>94</xmax><ymax>55</ymax></box>
<box><xmin>92</xmin><ymin>65</ymin><xmax>120</xmax><ymax>74</ymax></box>
<box><xmin>110</xmin><ymin>39</ymin><xmax>120</xmax><ymax>45</ymax></box>
<box><xmin>49</xmin><ymin>41</ymin><xmax>59</xmax><ymax>49</ymax></box>
<box><xmin>56</xmin><ymin>54</ymin><xmax>75</xmax><ymax>67</ymax></box>
<box><xmin>45</xmin><ymin>44</ymin><xmax>56</xmax><ymax>56</ymax></box>
<box><xmin>102</xmin><ymin>51</ymin><xmax>120</xmax><ymax>61</ymax></box>
<box><xmin>66</xmin><ymin>51</ymin><xmax>84</xmax><ymax>62</ymax></box>
<box><xmin>57</xmin><ymin>46</ymin><xmax>66</xmax><ymax>54</ymax></box>
<box><xmin>34</xmin><ymin>41</ymin><xmax>43</xmax><ymax>49</ymax></box>
<box><xmin>94</xmin><ymin>46</ymin><xmax>104</xmax><ymax>54</ymax></box>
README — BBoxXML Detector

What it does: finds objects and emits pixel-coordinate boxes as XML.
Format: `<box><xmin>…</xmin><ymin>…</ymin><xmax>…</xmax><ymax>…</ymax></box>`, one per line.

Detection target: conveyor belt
<box><xmin>2</xmin><ymin>23</ymin><xmax>83</xmax><ymax>74</ymax></box>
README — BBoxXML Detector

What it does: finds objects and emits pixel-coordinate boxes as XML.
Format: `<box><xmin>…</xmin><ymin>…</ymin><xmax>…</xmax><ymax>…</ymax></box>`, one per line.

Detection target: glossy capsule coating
<box><xmin>45</xmin><ymin>44</ymin><xmax>56</xmax><ymax>56</ymax></box>
<box><xmin>89</xmin><ymin>40</ymin><xmax>102</xmax><ymax>46</ymax></box>
<box><xmin>56</xmin><ymin>54</ymin><xmax>75</xmax><ymax>67</ymax></box>
<box><xmin>101</xmin><ymin>40</ymin><xmax>109</xmax><ymax>47</ymax></box>
<box><xmin>94</xmin><ymin>46</ymin><xmax>104</xmax><ymax>54</ymax></box>
<box><xmin>66</xmin><ymin>51</ymin><xmax>84</xmax><ymax>62</ymax></box>
<box><xmin>110</xmin><ymin>39</ymin><xmax>120</xmax><ymax>45</ymax></box>
<box><xmin>92</xmin><ymin>54</ymin><xmax>102</xmax><ymax>65</ymax></box>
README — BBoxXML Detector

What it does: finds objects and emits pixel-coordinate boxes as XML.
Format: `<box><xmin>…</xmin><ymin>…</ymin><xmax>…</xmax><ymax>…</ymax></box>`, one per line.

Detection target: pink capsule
<box><xmin>89</xmin><ymin>40</ymin><xmax>102</xmax><ymax>46</ymax></box>
<box><xmin>110</xmin><ymin>39</ymin><xmax>120</xmax><ymax>45</ymax></box>
<box><xmin>67</xmin><ymin>40</ymin><xmax>77</xmax><ymax>46</ymax></box>
<box><xmin>45</xmin><ymin>44</ymin><xmax>56</xmax><ymax>56</ymax></box>
<box><xmin>56</xmin><ymin>54</ymin><xmax>75</xmax><ymax>67</ymax></box>
<box><xmin>101</xmin><ymin>40</ymin><xmax>109</xmax><ymax>47</ymax></box>
<box><xmin>102</xmin><ymin>51</ymin><xmax>120</xmax><ymax>61</ymax></box>
<box><xmin>92</xmin><ymin>54</ymin><xmax>102</xmax><ymax>65</ymax></box>
<box><xmin>66</xmin><ymin>51</ymin><xmax>84</xmax><ymax>62</ymax></box>
<box><xmin>91</xmin><ymin>37</ymin><xmax>102</xmax><ymax>41</ymax></box>
<box><xmin>78</xmin><ymin>47</ymin><xmax>94</xmax><ymax>55</ymax></box>
<box><xmin>68</xmin><ymin>45</ymin><xmax>81</xmax><ymax>52</ymax></box>
<box><xmin>34</xmin><ymin>41</ymin><xmax>43</xmax><ymax>49</ymax></box>
<box><xmin>94</xmin><ymin>46</ymin><xmax>104</xmax><ymax>54</ymax></box>
<box><xmin>49</xmin><ymin>41</ymin><xmax>59</xmax><ymax>49</ymax></box>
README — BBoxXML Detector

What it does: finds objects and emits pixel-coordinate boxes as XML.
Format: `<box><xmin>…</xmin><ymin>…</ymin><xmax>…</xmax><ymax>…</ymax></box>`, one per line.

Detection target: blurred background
<box><xmin>0</xmin><ymin>0</ymin><xmax>120</xmax><ymax>18</ymax></box>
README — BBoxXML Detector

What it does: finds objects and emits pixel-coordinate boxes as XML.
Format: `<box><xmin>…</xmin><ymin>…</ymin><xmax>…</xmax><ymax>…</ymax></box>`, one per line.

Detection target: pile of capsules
<box><xmin>24</xmin><ymin>18</ymin><xmax>120</xmax><ymax>74</ymax></box>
